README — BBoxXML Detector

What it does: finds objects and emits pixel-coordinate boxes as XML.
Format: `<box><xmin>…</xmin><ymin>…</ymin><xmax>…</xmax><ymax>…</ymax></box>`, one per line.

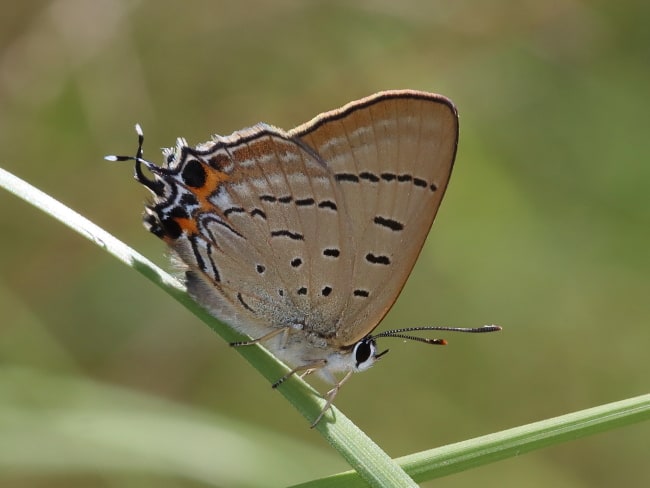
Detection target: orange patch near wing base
<box><xmin>194</xmin><ymin>165</ymin><xmax>230</xmax><ymax>203</ymax></box>
<box><xmin>173</xmin><ymin>217</ymin><xmax>199</xmax><ymax>236</ymax></box>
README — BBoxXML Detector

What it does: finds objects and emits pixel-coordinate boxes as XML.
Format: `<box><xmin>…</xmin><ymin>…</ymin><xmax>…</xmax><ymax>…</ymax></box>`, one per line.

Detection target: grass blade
<box><xmin>0</xmin><ymin>166</ymin><xmax>418</xmax><ymax>486</ymax></box>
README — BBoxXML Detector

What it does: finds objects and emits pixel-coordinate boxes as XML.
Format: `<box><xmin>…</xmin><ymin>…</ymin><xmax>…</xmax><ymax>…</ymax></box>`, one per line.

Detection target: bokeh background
<box><xmin>1</xmin><ymin>1</ymin><xmax>649</xmax><ymax>487</ymax></box>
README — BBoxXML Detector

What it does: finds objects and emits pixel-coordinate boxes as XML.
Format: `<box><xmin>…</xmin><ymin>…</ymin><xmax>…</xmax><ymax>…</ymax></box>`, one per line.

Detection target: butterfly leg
<box><xmin>272</xmin><ymin>359</ymin><xmax>327</xmax><ymax>389</ymax></box>
<box><xmin>229</xmin><ymin>327</ymin><xmax>287</xmax><ymax>347</ymax></box>
<box><xmin>311</xmin><ymin>370</ymin><xmax>355</xmax><ymax>427</ymax></box>
<box><xmin>299</xmin><ymin>369</ymin><xmax>317</xmax><ymax>379</ymax></box>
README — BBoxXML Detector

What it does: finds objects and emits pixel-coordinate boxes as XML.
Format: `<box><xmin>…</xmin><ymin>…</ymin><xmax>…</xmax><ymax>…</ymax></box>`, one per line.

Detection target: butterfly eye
<box><xmin>353</xmin><ymin>338</ymin><xmax>377</xmax><ymax>370</ymax></box>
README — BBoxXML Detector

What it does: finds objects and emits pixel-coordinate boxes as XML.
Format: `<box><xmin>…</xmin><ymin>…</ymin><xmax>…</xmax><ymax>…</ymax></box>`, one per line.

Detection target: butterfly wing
<box><xmin>151</xmin><ymin>125</ymin><xmax>355</xmax><ymax>343</ymax></box>
<box><xmin>291</xmin><ymin>90</ymin><xmax>458</xmax><ymax>346</ymax></box>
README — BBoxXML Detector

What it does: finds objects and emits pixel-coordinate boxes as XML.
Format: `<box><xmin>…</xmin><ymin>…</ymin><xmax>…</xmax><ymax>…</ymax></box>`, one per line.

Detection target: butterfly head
<box><xmin>350</xmin><ymin>336</ymin><xmax>389</xmax><ymax>372</ymax></box>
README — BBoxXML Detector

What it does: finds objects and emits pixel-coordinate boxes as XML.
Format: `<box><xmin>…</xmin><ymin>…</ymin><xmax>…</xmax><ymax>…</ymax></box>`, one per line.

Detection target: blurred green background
<box><xmin>1</xmin><ymin>1</ymin><xmax>649</xmax><ymax>487</ymax></box>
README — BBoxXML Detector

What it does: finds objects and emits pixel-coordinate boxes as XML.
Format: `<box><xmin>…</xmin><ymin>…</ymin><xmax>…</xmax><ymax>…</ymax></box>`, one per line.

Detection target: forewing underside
<box><xmin>292</xmin><ymin>91</ymin><xmax>458</xmax><ymax>345</ymax></box>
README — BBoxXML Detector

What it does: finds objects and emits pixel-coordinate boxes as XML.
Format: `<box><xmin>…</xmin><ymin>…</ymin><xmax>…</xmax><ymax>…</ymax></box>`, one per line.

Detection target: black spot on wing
<box><xmin>295</xmin><ymin>198</ymin><xmax>316</xmax><ymax>206</ymax></box>
<box><xmin>181</xmin><ymin>159</ymin><xmax>207</xmax><ymax>188</ymax></box>
<box><xmin>373</xmin><ymin>216</ymin><xmax>404</xmax><ymax>231</ymax></box>
<box><xmin>323</xmin><ymin>248</ymin><xmax>340</xmax><ymax>258</ymax></box>
<box><xmin>365</xmin><ymin>253</ymin><xmax>391</xmax><ymax>265</ymax></box>
<box><xmin>168</xmin><ymin>206</ymin><xmax>189</xmax><ymax>219</ymax></box>
<box><xmin>180</xmin><ymin>193</ymin><xmax>198</xmax><ymax>207</ymax></box>
<box><xmin>318</xmin><ymin>200</ymin><xmax>337</xmax><ymax>211</ymax></box>
<box><xmin>271</xmin><ymin>230</ymin><xmax>304</xmax><ymax>241</ymax></box>
<box><xmin>224</xmin><ymin>206</ymin><xmax>245</xmax><ymax>217</ymax></box>
<box><xmin>250</xmin><ymin>208</ymin><xmax>267</xmax><ymax>219</ymax></box>
<box><xmin>335</xmin><ymin>173</ymin><xmax>360</xmax><ymax>183</ymax></box>
<box><xmin>359</xmin><ymin>171</ymin><xmax>380</xmax><ymax>182</ymax></box>
<box><xmin>159</xmin><ymin>218</ymin><xmax>182</xmax><ymax>239</ymax></box>
<box><xmin>413</xmin><ymin>177</ymin><xmax>427</xmax><ymax>188</ymax></box>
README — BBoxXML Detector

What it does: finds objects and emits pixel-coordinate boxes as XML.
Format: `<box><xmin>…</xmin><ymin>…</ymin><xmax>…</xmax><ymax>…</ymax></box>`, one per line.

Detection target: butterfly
<box><xmin>107</xmin><ymin>90</ymin><xmax>501</xmax><ymax>426</ymax></box>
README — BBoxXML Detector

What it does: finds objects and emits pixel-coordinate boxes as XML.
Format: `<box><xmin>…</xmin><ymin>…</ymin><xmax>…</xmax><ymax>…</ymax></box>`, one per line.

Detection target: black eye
<box><xmin>354</xmin><ymin>338</ymin><xmax>375</xmax><ymax>368</ymax></box>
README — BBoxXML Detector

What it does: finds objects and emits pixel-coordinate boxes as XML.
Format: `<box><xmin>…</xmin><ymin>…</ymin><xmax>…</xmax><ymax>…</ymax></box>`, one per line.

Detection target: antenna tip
<box><xmin>135</xmin><ymin>123</ymin><xmax>143</xmax><ymax>135</ymax></box>
<box><xmin>104</xmin><ymin>155</ymin><xmax>118</xmax><ymax>161</ymax></box>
